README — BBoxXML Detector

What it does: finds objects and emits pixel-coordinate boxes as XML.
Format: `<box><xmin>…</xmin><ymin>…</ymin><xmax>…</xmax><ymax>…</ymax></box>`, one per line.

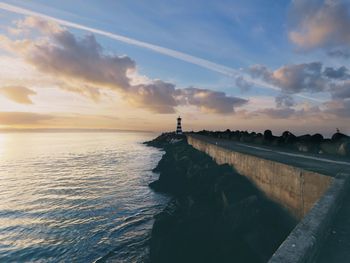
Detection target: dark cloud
<box><xmin>327</xmin><ymin>49</ymin><xmax>350</xmax><ymax>59</ymax></box>
<box><xmin>235</xmin><ymin>76</ymin><xmax>252</xmax><ymax>92</ymax></box>
<box><xmin>330</xmin><ymin>81</ymin><xmax>350</xmax><ymax>99</ymax></box>
<box><xmin>28</xmin><ymin>30</ymin><xmax>135</xmax><ymax>91</ymax></box>
<box><xmin>0</xmin><ymin>86</ymin><xmax>37</xmax><ymax>104</ymax></box>
<box><xmin>288</xmin><ymin>0</ymin><xmax>350</xmax><ymax>52</ymax></box>
<box><xmin>127</xmin><ymin>81</ymin><xmax>177</xmax><ymax>114</ymax></box>
<box><xmin>247</xmin><ymin>62</ymin><xmax>350</xmax><ymax>96</ymax></box>
<box><xmin>323</xmin><ymin>66</ymin><xmax>349</xmax><ymax>79</ymax></box>
<box><xmin>248</xmin><ymin>62</ymin><xmax>326</xmax><ymax>93</ymax></box>
<box><xmin>175</xmin><ymin>87</ymin><xmax>248</xmax><ymax>114</ymax></box>
<box><xmin>275</xmin><ymin>94</ymin><xmax>295</xmax><ymax>108</ymax></box>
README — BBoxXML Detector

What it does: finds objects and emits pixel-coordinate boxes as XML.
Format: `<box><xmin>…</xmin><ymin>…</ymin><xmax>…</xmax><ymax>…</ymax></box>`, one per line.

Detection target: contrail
<box><xmin>0</xmin><ymin>2</ymin><xmax>239</xmax><ymax>76</ymax></box>
<box><xmin>0</xmin><ymin>2</ymin><xmax>323</xmax><ymax>102</ymax></box>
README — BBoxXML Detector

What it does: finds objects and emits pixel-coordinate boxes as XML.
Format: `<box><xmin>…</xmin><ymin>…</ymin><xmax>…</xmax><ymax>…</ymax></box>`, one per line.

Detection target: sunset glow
<box><xmin>0</xmin><ymin>1</ymin><xmax>349</xmax><ymax>136</ymax></box>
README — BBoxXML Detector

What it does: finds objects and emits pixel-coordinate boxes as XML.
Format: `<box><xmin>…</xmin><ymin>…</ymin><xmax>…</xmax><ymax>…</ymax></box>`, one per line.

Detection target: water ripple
<box><xmin>0</xmin><ymin>132</ymin><xmax>167</xmax><ymax>262</ymax></box>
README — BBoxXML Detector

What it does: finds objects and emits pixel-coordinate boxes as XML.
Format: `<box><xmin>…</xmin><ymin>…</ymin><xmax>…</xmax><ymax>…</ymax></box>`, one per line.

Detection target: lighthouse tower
<box><xmin>176</xmin><ymin>116</ymin><xmax>182</xmax><ymax>134</ymax></box>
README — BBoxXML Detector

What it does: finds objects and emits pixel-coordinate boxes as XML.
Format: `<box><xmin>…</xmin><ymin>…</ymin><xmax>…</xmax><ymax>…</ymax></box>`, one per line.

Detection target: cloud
<box><xmin>323</xmin><ymin>66</ymin><xmax>349</xmax><ymax>79</ymax></box>
<box><xmin>275</xmin><ymin>94</ymin><xmax>295</xmax><ymax>108</ymax></box>
<box><xmin>324</xmin><ymin>99</ymin><xmax>350</xmax><ymax>117</ymax></box>
<box><xmin>288</xmin><ymin>0</ymin><xmax>350</xmax><ymax>52</ymax></box>
<box><xmin>0</xmin><ymin>2</ymin><xmax>305</xmax><ymax>96</ymax></box>
<box><xmin>127</xmin><ymin>81</ymin><xmax>178</xmax><ymax>113</ymax></box>
<box><xmin>12</xmin><ymin>29</ymin><xmax>135</xmax><ymax>91</ymax></box>
<box><xmin>248</xmin><ymin>62</ymin><xmax>326</xmax><ymax>93</ymax></box>
<box><xmin>175</xmin><ymin>87</ymin><xmax>248</xmax><ymax>114</ymax></box>
<box><xmin>245</xmin><ymin>104</ymin><xmax>325</xmax><ymax>120</ymax></box>
<box><xmin>327</xmin><ymin>49</ymin><xmax>350</xmax><ymax>59</ymax></box>
<box><xmin>251</xmin><ymin>107</ymin><xmax>296</xmax><ymax>119</ymax></box>
<box><xmin>0</xmin><ymin>112</ymin><xmax>54</xmax><ymax>125</ymax></box>
<box><xmin>10</xmin><ymin>15</ymin><xmax>62</xmax><ymax>35</ymax></box>
<box><xmin>0</xmin><ymin>16</ymin><xmax>247</xmax><ymax>114</ymax></box>
<box><xmin>0</xmin><ymin>2</ymin><xmax>243</xmax><ymax>77</ymax></box>
<box><xmin>235</xmin><ymin>76</ymin><xmax>252</xmax><ymax>92</ymax></box>
<box><xmin>0</xmin><ymin>86</ymin><xmax>37</xmax><ymax>104</ymax></box>
<box><xmin>330</xmin><ymin>81</ymin><xmax>350</xmax><ymax>99</ymax></box>
<box><xmin>247</xmin><ymin>62</ymin><xmax>350</xmax><ymax>99</ymax></box>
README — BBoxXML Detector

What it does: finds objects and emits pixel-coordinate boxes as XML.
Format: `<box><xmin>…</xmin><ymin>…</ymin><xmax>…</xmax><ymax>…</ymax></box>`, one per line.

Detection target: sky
<box><xmin>0</xmin><ymin>0</ymin><xmax>349</xmax><ymax>136</ymax></box>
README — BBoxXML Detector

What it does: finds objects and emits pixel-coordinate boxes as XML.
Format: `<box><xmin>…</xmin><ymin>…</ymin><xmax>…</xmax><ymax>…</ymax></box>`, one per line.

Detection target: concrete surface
<box><xmin>188</xmin><ymin>134</ymin><xmax>350</xmax><ymax>177</ymax></box>
<box><xmin>186</xmin><ymin>134</ymin><xmax>350</xmax><ymax>263</ymax></box>
<box><xmin>316</xmin><ymin>190</ymin><xmax>350</xmax><ymax>263</ymax></box>
<box><xmin>187</xmin><ymin>134</ymin><xmax>334</xmax><ymax>219</ymax></box>
<box><xmin>268</xmin><ymin>173</ymin><xmax>350</xmax><ymax>263</ymax></box>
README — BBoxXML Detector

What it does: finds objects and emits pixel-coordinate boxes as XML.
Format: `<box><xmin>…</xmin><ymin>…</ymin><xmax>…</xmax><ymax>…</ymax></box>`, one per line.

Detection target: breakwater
<box><xmin>146</xmin><ymin>133</ymin><xmax>296</xmax><ymax>263</ymax></box>
<box><xmin>187</xmin><ymin>134</ymin><xmax>333</xmax><ymax>219</ymax></box>
<box><xmin>186</xmin><ymin>133</ymin><xmax>350</xmax><ymax>263</ymax></box>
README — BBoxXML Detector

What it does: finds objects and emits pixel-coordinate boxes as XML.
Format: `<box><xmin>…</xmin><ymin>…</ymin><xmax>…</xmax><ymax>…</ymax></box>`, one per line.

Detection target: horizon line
<box><xmin>0</xmin><ymin>128</ymin><xmax>156</xmax><ymax>133</ymax></box>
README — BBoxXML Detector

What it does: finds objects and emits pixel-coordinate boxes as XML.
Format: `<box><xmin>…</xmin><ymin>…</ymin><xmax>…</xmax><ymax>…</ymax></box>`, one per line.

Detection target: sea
<box><xmin>0</xmin><ymin>131</ymin><xmax>168</xmax><ymax>262</ymax></box>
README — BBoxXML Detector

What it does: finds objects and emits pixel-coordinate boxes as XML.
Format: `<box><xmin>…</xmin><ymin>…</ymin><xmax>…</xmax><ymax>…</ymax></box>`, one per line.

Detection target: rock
<box><xmin>297</xmin><ymin>134</ymin><xmax>311</xmax><ymax>142</ymax></box>
<box><xmin>253</xmin><ymin>136</ymin><xmax>264</xmax><ymax>145</ymax></box>
<box><xmin>147</xmin><ymin>136</ymin><xmax>296</xmax><ymax>263</ymax></box>
<box><xmin>332</xmin><ymin>132</ymin><xmax>349</xmax><ymax>142</ymax></box>
<box><xmin>264</xmin><ymin>130</ymin><xmax>274</xmax><ymax>141</ymax></box>
<box><xmin>281</xmin><ymin>131</ymin><xmax>296</xmax><ymax>144</ymax></box>
<box><xmin>296</xmin><ymin>143</ymin><xmax>310</xmax><ymax>152</ymax></box>
<box><xmin>310</xmin><ymin>133</ymin><xmax>324</xmax><ymax>144</ymax></box>
<box><xmin>338</xmin><ymin>142</ymin><xmax>350</xmax><ymax>156</ymax></box>
<box><xmin>240</xmin><ymin>134</ymin><xmax>253</xmax><ymax>143</ymax></box>
<box><xmin>320</xmin><ymin>141</ymin><xmax>339</xmax><ymax>155</ymax></box>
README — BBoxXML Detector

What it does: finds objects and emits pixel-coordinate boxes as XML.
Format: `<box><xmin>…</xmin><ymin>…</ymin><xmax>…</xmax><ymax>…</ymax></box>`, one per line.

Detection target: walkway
<box><xmin>316</xmin><ymin>189</ymin><xmax>350</xmax><ymax>262</ymax></box>
<box><xmin>190</xmin><ymin>134</ymin><xmax>350</xmax><ymax>177</ymax></box>
<box><xmin>190</xmin><ymin>134</ymin><xmax>350</xmax><ymax>262</ymax></box>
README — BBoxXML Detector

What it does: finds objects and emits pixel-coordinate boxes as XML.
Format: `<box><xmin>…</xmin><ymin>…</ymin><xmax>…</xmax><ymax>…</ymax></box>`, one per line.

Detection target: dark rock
<box><xmin>147</xmin><ymin>136</ymin><xmax>297</xmax><ymax>263</ymax></box>
<box><xmin>263</xmin><ymin>130</ymin><xmax>274</xmax><ymax>141</ymax></box>
<box><xmin>310</xmin><ymin>133</ymin><xmax>324</xmax><ymax>144</ymax></box>
<box><xmin>281</xmin><ymin>131</ymin><xmax>297</xmax><ymax>144</ymax></box>
<box><xmin>331</xmin><ymin>132</ymin><xmax>349</xmax><ymax>142</ymax></box>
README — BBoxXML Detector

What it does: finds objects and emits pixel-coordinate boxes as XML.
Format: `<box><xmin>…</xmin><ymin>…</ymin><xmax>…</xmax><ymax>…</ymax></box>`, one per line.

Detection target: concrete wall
<box><xmin>187</xmin><ymin>135</ymin><xmax>333</xmax><ymax>220</ymax></box>
<box><xmin>269</xmin><ymin>173</ymin><xmax>350</xmax><ymax>263</ymax></box>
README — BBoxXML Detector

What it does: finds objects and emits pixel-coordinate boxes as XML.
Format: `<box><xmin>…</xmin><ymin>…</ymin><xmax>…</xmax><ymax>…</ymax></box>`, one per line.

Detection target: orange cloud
<box><xmin>0</xmin><ymin>111</ymin><xmax>53</xmax><ymax>125</ymax></box>
<box><xmin>0</xmin><ymin>86</ymin><xmax>37</xmax><ymax>104</ymax></box>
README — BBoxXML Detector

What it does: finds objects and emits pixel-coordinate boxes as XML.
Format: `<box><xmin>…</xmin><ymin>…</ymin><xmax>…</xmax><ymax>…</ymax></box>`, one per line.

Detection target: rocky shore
<box><xmin>145</xmin><ymin>133</ymin><xmax>297</xmax><ymax>263</ymax></box>
<box><xmin>194</xmin><ymin>130</ymin><xmax>350</xmax><ymax>157</ymax></box>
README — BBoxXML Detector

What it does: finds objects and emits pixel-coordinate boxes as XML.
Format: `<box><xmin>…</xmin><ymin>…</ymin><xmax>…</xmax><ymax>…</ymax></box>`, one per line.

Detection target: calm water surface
<box><xmin>0</xmin><ymin>132</ymin><xmax>167</xmax><ymax>262</ymax></box>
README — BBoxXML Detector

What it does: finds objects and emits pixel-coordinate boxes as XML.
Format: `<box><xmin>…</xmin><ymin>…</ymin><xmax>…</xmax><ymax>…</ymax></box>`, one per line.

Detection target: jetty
<box><xmin>187</xmin><ymin>133</ymin><xmax>350</xmax><ymax>263</ymax></box>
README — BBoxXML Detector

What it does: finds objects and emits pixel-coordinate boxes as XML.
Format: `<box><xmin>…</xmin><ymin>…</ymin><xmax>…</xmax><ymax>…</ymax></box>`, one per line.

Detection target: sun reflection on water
<box><xmin>0</xmin><ymin>131</ymin><xmax>167</xmax><ymax>262</ymax></box>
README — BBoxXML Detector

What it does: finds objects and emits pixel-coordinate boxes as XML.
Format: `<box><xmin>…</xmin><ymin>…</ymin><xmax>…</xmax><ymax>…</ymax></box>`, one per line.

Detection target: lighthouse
<box><xmin>176</xmin><ymin>116</ymin><xmax>182</xmax><ymax>134</ymax></box>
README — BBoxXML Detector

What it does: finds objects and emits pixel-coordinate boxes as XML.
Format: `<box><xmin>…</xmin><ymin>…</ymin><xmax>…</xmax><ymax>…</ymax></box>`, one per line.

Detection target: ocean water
<box><xmin>0</xmin><ymin>132</ymin><xmax>167</xmax><ymax>262</ymax></box>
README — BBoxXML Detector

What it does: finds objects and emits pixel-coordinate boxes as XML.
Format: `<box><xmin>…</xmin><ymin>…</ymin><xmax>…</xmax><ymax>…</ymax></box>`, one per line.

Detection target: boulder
<box><xmin>296</xmin><ymin>142</ymin><xmax>310</xmax><ymax>152</ymax></box>
<box><xmin>310</xmin><ymin>133</ymin><xmax>324</xmax><ymax>144</ymax></box>
<box><xmin>338</xmin><ymin>142</ymin><xmax>350</xmax><ymax>156</ymax></box>
<box><xmin>263</xmin><ymin>130</ymin><xmax>273</xmax><ymax>141</ymax></box>
<box><xmin>319</xmin><ymin>141</ymin><xmax>339</xmax><ymax>155</ymax></box>
<box><xmin>332</xmin><ymin>132</ymin><xmax>349</xmax><ymax>142</ymax></box>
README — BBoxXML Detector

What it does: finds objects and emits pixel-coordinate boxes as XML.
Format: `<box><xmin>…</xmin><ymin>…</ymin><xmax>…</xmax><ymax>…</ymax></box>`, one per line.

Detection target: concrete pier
<box><xmin>186</xmin><ymin>134</ymin><xmax>350</xmax><ymax>262</ymax></box>
<box><xmin>187</xmin><ymin>134</ymin><xmax>337</xmax><ymax>219</ymax></box>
